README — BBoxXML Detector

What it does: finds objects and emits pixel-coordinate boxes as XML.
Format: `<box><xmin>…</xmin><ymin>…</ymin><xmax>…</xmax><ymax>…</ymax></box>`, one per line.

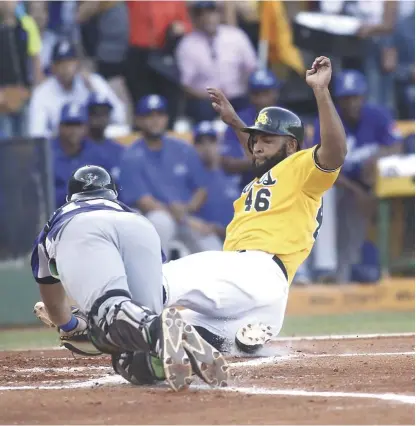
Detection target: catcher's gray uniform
<box><xmin>32</xmin><ymin>199</ymin><xmax>164</xmax><ymax>322</ymax></box>
<box><xmin>55</xmin><ymin>209</ymin><xmax>164</xmax><ymax>316</ymax></box>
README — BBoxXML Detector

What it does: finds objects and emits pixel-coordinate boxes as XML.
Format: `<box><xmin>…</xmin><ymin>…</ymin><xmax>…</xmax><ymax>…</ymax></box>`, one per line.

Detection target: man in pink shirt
<box><xmin>175</xmin><ymin>1</ymin><xmax>257</xmax><ymax>122</ymax></box>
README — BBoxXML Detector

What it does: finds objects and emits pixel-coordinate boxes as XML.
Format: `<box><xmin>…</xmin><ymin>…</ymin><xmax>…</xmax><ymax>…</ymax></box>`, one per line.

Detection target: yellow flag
<box><xmin>259</xmin><ymin>1</ymin><xmax>305</xmax><ymax>75</ymax></box>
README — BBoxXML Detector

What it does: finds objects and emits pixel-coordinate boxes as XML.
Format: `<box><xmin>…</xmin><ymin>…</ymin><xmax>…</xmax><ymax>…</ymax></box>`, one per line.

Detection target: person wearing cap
<box><xmin>175</xmin><ymin>1</ymin><xmax>257</xmax><ymax>123</ymax></box>
<box><xmin>193</xmin><ymin>121</ymin><xmax>240</xmax><ymax>241</ymax></box>
<box><xmin>86</xmin><ymin>92</ymin><xmax>125</xmax><ymax>181</ymax></box>
<box><xmin>311</xmin><ymin>69</ymin><xmax>402</xmax><ymax>283</ymax></box>
<box><xmin>52</xmin><ymin>101</ymin><xmax>113</xmax><ymax>208</ymax></box>
<box><xmin>221</xmin><ymin>69</ymin><xmax>281</xmax><ymax>190</ymax></box>
<box><xmin>28</xmin><ymin>40</ymin><xmax>126</xmax><ymax>139</ymax></box>
<box><xmin>120</xmin><ymin>94</ymin><xmax>222</xmax><ymax>256</ymax></box>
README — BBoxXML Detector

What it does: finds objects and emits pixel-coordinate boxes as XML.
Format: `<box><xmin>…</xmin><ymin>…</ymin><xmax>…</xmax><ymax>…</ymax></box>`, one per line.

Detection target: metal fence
<box><xmin>0</xmin><ymin>137</ymin><xmax>54</xmax><ymax>262</ymax></box>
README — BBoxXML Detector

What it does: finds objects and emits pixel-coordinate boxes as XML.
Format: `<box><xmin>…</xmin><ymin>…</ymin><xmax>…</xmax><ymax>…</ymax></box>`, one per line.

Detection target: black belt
<box><xmin>238</xmin><ymin>250</ymin><xmax>288</xmax><ymax>281</ymax></box>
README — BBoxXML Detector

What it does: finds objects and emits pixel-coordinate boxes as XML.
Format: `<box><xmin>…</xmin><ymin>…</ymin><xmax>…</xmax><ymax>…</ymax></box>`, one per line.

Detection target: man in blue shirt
<box><xmin>193</xmin><ymin>121</ymin><xmax>240</xmax><ymax>241</ymax></box>
<box><xmin>312</xmin><ymin>69</ymin><xmax>401</xmax><ymax>283</ymax></box>
<box><xmin>221</xmin><ymin>69</ymin><xmax>281</xmax><ymax>189</ymax></box>
<box><xmin>119</xmin><ymin>94</ymin><xmax>221</xmax><ymax>256</ymax></box>
<box><xmin>86</xmin><ymin>92</ymin><xmax>125</xmax><ymax>181</ymax></box>
<box><xmin>52</xmin><ymin>101</ymin><xmax>113</xmax><ymax>208</ymax></box>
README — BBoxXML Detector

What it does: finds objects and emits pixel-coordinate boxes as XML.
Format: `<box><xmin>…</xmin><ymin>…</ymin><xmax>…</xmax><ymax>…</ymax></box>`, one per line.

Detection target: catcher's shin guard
<box><xmin>87</xmin><ymin>290</ymin><xmax>159</xmax><ymax>355</ymax></box>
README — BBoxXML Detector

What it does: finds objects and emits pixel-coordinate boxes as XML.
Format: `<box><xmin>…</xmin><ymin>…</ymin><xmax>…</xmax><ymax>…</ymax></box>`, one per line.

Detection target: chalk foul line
<box><xmin>1</xmin><ymin>374</ymin><xmax>414</xmax><ymax>405</ymax></box>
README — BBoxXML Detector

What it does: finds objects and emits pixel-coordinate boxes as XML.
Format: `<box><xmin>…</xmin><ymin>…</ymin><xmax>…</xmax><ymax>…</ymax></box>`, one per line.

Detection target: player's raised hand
<box><xmin>306</xmin><ymin>56</ymin><xmax>332</xmax><ymax>90</ymax></box>
<box><xmin>207</xmin><ymin>87</ymin><xmax>237</xmax><ymax>125</ymax></box>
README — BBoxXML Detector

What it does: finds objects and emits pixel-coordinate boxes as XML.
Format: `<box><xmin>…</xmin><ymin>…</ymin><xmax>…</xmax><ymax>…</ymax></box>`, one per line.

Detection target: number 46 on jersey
<box><xmin>243</xmin><ymin>171</ymin><xmax>276</xmax><ymax>213</ymax></box>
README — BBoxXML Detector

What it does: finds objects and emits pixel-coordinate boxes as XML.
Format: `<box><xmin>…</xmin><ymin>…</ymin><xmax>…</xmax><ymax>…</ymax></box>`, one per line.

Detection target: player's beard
<box><xmin>252</xmin><ymin>144</ymin><xmax>288</xmax><ymax>178</ymax></box>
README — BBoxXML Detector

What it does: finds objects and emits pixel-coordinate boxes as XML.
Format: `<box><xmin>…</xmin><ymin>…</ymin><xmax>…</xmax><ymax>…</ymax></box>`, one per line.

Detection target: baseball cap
<box><xmin>86</xmin><ymin>92</ymin><xmax>113</xmax><ymax>111</ymax></box>
<box><xmin>192</xmin><ymin>1</ymin><xmax>217</xmax><ymax>10</ymax></box>
<box><xmin>194</xmin><ymin>121</ymin><xmax>217</xmax><ymax>141</ymax></box>
<box><xmin>52</xmin><ymin>40</ymin><xmax>77</xmax><ymax>63</ymax></box>
<box><xmin>136</xmin><ymin>95</ymin><xmax>168</xmax><ymax>115</ymax></box>
<box><xmin>249</xmin><ymin>69</ymin><xmax>281</xmax><ymax>91</ymax></box>
<box><xmin>334</xmin><ymin>69</ymin><xmax>368</xmax><ymax>98</ymax></box>
<box><xmin>60</xmin><ymin>102</ymin><xmax>87</xmax><ymax>125</ymax></box>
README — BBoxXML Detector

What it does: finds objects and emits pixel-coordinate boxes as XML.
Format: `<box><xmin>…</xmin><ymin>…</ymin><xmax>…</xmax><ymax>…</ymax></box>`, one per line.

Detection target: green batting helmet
<box><xmin>242</xmin><ymin>106</ymin><xmax>304</xmax><ymax>152</ymax></box>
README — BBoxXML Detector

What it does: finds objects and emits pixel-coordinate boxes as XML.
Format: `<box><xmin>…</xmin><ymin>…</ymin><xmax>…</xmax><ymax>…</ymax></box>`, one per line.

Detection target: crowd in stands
<box><xmin>0</xmin><ymin>0</ymin><xmax>414</xmax><ymax>284</ymax></box>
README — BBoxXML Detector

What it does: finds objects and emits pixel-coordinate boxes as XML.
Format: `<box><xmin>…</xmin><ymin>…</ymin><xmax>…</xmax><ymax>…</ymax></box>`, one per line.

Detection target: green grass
<box><xmin>280</xmin><ymin>311</ymin><xmax>415</xmax><ymax>336</ymax></box>
<box><xmin>0</xmin><ymin>328</ymin><xmax>58</xmax><ymax>351</ymax></box>
<box><xmin>0</xmin><ymin>311</ymin><xmax>414</xmax><ymax>351</ymax></box>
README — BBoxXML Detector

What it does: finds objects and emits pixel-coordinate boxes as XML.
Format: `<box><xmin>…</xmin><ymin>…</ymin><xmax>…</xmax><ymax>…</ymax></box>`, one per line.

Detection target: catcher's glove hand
<box><xmin>34</xmin><ymin>302</ymin><xmax>102</xmax><ymax>357</ymax></box>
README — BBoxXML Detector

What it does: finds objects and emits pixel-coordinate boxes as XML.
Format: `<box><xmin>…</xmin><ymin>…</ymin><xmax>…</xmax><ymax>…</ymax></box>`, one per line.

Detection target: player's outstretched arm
<box><xmin>207</xmin><ymin>87</ymin><xmax>252</xmax><ymax>158</ymax></box>
<box><xmin>306</xmin><ymin>57</ymin><xmax>347</xmax><ymax>170</ymax></box>
<box><xmin>38</xmin><ymin>282</ymin><xmax>73</xmax><ymax>327</ymax></box>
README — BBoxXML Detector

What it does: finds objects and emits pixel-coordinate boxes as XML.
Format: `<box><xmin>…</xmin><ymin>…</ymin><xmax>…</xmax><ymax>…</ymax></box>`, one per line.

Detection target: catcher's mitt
<box><xmin>34</xmin><ymin>302</ymin><xmax>102</xmax><ymax>357</ymax></box>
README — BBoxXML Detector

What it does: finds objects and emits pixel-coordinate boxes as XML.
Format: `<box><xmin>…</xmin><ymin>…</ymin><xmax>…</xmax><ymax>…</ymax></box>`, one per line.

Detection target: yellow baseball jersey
<box><xmin>223</xmin><ymin>146</ymin><xmax>340</xmax><ymax>284</ymax></box>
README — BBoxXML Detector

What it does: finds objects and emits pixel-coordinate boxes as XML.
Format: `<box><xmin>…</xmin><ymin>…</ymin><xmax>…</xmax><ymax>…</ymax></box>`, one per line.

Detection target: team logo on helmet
<box><xmin>256</xmin><ymin>111</ymin><xmax>270</xmax><ymax>126</ymax></box>
<box><xmin>83</xmin><ymin>173</ymin><xmax>98</xmax><ymax>186</ymax></box>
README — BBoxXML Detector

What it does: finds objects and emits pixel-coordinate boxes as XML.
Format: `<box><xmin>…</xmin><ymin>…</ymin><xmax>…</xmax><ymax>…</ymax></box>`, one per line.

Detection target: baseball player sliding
<box><xmin>32</xmin><ymin>56</ymin><xmax>347</xmax><ymax>388</ymax></box>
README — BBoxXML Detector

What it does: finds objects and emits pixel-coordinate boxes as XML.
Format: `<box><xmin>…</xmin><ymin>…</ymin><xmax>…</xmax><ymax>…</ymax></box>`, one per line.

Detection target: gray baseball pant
<box><xmin>54</xmin><ymin>210</ymin><xmax>164</xmax><ymax>318</ymax></box>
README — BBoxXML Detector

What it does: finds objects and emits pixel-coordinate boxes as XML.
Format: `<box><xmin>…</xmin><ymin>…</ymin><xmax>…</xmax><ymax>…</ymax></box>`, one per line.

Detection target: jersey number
<box><xmin>244</xmin><ymin>188</ymin><xmax>271</xmax><ymax>212</ymax></box>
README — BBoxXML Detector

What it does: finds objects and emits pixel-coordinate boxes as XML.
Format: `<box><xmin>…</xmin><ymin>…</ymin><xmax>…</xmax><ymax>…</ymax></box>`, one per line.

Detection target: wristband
<box><xmin>59</xmin><ymin>315</ymin><xmax>78</xmax><ymax>332</ymax></box>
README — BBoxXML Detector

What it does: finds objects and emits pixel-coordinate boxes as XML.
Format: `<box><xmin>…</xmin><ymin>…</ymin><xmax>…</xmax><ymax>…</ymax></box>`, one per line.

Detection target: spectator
<box><xmin>0</xmin><ymin>0</ymin><xmax>43</xmax><ymax>138</ymax></box>
<box><xmin>125</xmin><ymin>1</ymin><xmax>192</xmax><ymax>126</ymax></box>
<box><xmin>403</xmin><ymin>133</ymin><xmax>415</xmax><ymax>155</ymax></box>
<box><xmin>193</xmin><ymin>121</ymin><xmax>240</xmax><ymax>240</ymax></box>
<box><xmin>46</xmin><ymin>1</ymin><xmax>78</xmax><ymax>41</ymax></box>
<box><xmin>85</xmin><ymin>92</ymin><xmax>124</xmax><ymax>181</ymax></box>
<box><xmin>176</xmin><ymin>1</ymin><xmax>257</xmax><ymax>122</ymax></box>
<box><xmin>28</xmin><ymin>40</ymin><xmax>126</xmax><ymax>139</ymax></box>
<box><xmin>312</xmin><ymin>70</ymin><xmax>402</xmax><ymax>283</ymax></box>
<box><xmin>119</xmin><ymin>94</ymin><xmax>222</xmax><ymax>255</ymax></box>
<box><xmin>28</xmin><ymin>1</ymin><xmax>57</xmax><ymax>75</ymax></box>
<box><xmin>221</xmin><ymin>69</ymin><xmax>281</xmax><ymax>189</ymax></box>
<box><xmin>77</xmin><ymin>1</ymin><xmax>129</xmax><ymax>83</ymax></box>
<box><xmin>51</xmin><ymin>102</ymin><xmax>113</xmax><ymax>208</ymax></box>
<box><xmin>320</xmin><ymin>0</ymin><xmax>398</xmax><ymax>111</ymax></box>
<box><xmin>394</xmin><ymin>4</ymin><xmax>415</xmax><ymax>119</ymax></box>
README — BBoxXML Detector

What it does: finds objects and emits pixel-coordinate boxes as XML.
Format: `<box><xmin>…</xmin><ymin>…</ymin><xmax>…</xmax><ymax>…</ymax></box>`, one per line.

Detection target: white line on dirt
<box><xmin>217</xmin><ymin>386</ymin><xmax>416</xmax><ymax>405</ymax></box>
<box><xmin>232</xmin><ymin>351</ymin><xmax>415</xmax><ymax>367</ymax></box>
<box><xmin>1</xmin><ymin>375</ymin><xmax>414</xmax><ymax>406</ymax></box>
<box><xmin>5</xmin><ymin>351</ymin><xmax>414</xmax><ymax>374</ymax></box>
<box><xmin>16</xmin><ymin>366</ymin><xmax>111</xmax><ymax>373</ymax></box>
<box><xmin>273</xmin><ymin>332</ymin><xmax>415</xmax><ymax>342</ymax></box>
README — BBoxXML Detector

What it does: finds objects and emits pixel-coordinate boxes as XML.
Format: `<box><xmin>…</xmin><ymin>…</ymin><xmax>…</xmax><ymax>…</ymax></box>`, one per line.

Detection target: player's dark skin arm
<box><xmin>207</xmin><ymin>88</ymin><xmax>252</xmax><ymax>159</ymax></box>
<box><xmin>307</xmin><ymin>57</ymin><xmax>347</xmax><ymax>170</ymax></box>
<box><xmin>187</xmin><ymin>187</ymin><xmax>207</xmax><ymax>213</ymax></box>
<box><xmin>39</xmin><ymin>283</ymin><xmax>72</xmax><ymax>326</ymax></box>
<box><xmin>221</xmin><ymin>156</ymin><xmax>252</xmax><ymax>174</ymax></box>
<box><xmin>137</xmin><ymin>196</ymin><xmax>167</xmax><ymax>214</ymax></box>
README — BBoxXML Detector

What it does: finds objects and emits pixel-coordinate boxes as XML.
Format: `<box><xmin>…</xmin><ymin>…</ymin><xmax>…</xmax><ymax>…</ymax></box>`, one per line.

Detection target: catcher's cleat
<box><xmin>182</xmin><ymin>322</ymin><xmax>229</xmax><ymax>388</ymax></box>
<box><xmin>235</xmin><ymin>323</ymin><xmax>274</xmax><ymax>354</ymax></box>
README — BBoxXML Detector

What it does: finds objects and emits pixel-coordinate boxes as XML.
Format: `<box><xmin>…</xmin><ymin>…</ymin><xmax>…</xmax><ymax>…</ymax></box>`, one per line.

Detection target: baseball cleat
<box><xmin>159</xmin><ymin>307</ymin><xmax>194</xmax><ymax>392</ymax></box>
<box><xmin>235</xmin><ymin>323</ymin><xmax>274</xmax><ymax>353</ymax></box>
<box><xmin>182</xmin><ymin>323</ymin><xmax>229</xmax><ymax>388</ymax></box>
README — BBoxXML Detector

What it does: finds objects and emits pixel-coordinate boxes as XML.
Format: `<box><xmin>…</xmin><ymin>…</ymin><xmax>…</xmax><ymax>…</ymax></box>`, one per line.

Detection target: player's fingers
<box><xmin>207</xmin><ymin>87</ymin><xmax>226</xmax><ymax>100</ymax></box>
<box><xmin>212</xmin><ymin>102</ymin><xmax>221</xmax><ymax>112</ymax></box>
<box><xmin>306</xmin><ymin>69</ymin><xmax>316</xmax><ymax>76</ymax></box>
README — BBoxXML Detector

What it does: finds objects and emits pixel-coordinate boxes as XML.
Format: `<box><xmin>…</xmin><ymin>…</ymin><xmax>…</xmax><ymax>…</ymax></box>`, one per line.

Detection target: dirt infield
<box><xmin>1</xmin><ymin>334</ymin><xmax>414</xmax><ymax>425</ymax></box>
